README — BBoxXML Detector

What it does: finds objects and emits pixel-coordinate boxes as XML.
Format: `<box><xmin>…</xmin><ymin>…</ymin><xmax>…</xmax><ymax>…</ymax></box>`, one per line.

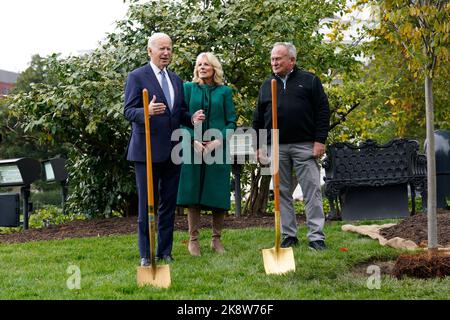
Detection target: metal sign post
<box><xmin>229</xmin><ymin>127</ymin><xmax>256</xmax><ymax>217</ymax></box>
<box><xmin>42</xmin><ymin>158</ymin><xmax>69</xmax><ymax>214</ymax></box>
<box><xmin>0</xmin><ymin>158</ymin><xmax>41</xmax><ymax>229</ymax></box>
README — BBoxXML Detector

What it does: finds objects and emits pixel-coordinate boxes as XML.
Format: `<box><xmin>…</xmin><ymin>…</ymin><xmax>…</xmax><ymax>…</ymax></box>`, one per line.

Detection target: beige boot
<box><xmin>211</xmin><ymin>211</ymin><xmax>225</xmax><ymax>254</ymax></box>
<box><xmin>187</xmin><ymin>207</ymin><xmax>201</xmax><ymax>256</ymax></box>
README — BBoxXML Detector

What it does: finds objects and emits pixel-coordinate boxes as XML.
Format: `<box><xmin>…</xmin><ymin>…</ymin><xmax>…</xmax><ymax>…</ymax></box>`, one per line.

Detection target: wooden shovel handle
<box><xmin>143</xmin><ymin>89</ymin><xmax>155</xmax><ymax>209</ymax></box>
<box><xmin>271</xmin><ymin>80</ymin><xmax>280</xmax><ymax>211</ymax></box>
<box><xmin>271</xmin><ymin>79</ymin><xmax>281</xmax><ymax>250</ymax></box>
<box><xmin>143</xmin><ymin>89</ymin><xmax>156</xmax><ymax>266</ymax></box>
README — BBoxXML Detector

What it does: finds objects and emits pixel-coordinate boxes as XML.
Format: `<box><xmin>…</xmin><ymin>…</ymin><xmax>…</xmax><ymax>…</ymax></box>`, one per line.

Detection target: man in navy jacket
<box><xmin>253</xmin><ymin>42</ymin><xmax>330</xmax><ymax>251</ymax></box>
<box><xmin>124</xmin><ymin>33</ymin><xmax>204</xmax><ymax>266</ymax></box>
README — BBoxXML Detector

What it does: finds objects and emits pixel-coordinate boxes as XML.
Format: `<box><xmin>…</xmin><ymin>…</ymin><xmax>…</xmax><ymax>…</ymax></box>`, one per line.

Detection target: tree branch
<box><xmin>329</xmin><ymin>101</ymin><xmax>361</xmax><ymax>131</ymax></box>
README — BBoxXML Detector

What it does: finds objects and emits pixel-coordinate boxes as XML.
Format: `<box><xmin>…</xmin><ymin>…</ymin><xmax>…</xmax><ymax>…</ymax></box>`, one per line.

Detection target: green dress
<box><xmin>177</xmin><ymin>82</ymin><xmax>237</xmax><ymax>210</ymax></box>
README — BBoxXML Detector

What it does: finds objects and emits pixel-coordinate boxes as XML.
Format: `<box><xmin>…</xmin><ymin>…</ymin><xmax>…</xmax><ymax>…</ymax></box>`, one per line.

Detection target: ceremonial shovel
<box><xmin>262</xmin><ymin>79</ymin><xmax>296</xmax><ymax>275</ymax></box>
<box><xmin>136</xmin><ymin>88</ymin><xmax>171</xmax><ymax>288</ymax></box>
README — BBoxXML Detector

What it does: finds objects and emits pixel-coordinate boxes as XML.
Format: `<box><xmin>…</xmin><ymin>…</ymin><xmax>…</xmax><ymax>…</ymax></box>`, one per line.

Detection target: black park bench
<box><xmin>323</xmin><ymin>139</ymin><xmax>427</xmax><ymax>221</ymax></box>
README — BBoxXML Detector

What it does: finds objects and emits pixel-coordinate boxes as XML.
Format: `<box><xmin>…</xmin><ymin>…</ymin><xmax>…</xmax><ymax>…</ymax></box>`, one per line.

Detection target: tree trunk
<box><xmin>122</xmin><ymin>193</ymin><xmax>139</xmax><ymax>217</ymax></box>
<box><xmin>244</xmin><ymin>166</ymin><xmax>271</xmax><ymax>216</ymax></box>
<box><xmin>425</xmin><ymin>75</ymin><xmax>438</xmax><ymax>250</ymax></box>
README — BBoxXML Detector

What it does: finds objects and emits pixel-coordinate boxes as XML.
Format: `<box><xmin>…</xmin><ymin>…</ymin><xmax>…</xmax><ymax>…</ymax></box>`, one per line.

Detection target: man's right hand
<box><xmin>148</xmin><ymin>95</ymin><xmax>166</xmax><ymax>116</ymax></box>
<box><xmin>257</xmin><ymin>148</ymin><xmax>270</xmax><ymax>166</ymax></box>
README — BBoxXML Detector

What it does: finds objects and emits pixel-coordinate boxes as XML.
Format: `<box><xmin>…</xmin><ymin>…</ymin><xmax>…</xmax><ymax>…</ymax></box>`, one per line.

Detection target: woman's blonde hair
<box><xmin>192</xmin><ymin>52</ymin><xmax>224</xmax><ymax>85</ymax></box>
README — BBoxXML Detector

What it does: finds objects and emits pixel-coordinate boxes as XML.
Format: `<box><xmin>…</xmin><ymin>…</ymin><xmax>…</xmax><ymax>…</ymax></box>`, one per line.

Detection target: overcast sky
<box><xmin>0</xmin><ymin>0</ymin><xmax>130</xmax><ymax>73</ymax></box>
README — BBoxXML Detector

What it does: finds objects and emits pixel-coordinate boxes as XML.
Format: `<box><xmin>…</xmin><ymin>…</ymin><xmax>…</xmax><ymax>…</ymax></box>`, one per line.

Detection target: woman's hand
<box><xmin>193</xmin><ymin>140</ymin><xmax>205</xmax><ymax>154</ymax></box>
<box><xmin>203</xmin><ymin>140</ymin><xmax>221</xmax><ymax>154</ymax></box>
<box><xmin>191</xmin><ymin>110</ymin><xmax>205</xmax><ymax>124</ymax></box>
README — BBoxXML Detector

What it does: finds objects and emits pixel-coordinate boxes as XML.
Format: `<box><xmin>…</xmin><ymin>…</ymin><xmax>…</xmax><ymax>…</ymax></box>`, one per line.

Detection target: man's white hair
<box><xmin>147</xmin><ymin>32</ymin><xmax>172</xmax><ymax>49</ymax></box>
<box><xmin>273</xmin><ymin>42</ymin><xmax>297</xmax><ymax>59</ymax></box>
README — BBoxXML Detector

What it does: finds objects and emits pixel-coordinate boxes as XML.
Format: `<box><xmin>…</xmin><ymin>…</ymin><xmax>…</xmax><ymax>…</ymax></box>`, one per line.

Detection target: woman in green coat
<box><xmin>177</xmin><ymin>52</ymin><xmax>237</xmax><ymax>256</ymax></box>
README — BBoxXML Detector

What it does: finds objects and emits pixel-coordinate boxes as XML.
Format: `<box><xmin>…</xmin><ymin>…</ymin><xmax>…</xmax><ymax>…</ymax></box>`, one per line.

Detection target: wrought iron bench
<box><xmin>323</xmin><ymin>139</ymin><xmax>427</xmax><ymax>220</ymax></box>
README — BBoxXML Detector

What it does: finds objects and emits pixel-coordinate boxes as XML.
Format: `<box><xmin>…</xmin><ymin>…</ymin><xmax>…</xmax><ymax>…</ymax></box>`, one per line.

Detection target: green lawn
<box><xmin>0</xmin><ymin>221</ymin><xmax>449</xmax><ymax>299</ymax></box>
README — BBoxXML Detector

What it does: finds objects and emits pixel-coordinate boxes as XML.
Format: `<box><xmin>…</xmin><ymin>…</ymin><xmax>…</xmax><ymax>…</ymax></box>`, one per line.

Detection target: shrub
<box><xmin>28</xmin><ymin>205</ymin><xmax>85</xmax><ymax>229</ymax></box>
<box><xmin>31</xmin><ymin>189</ymin><xmax>63</xmax><ymax>209</ymax></box>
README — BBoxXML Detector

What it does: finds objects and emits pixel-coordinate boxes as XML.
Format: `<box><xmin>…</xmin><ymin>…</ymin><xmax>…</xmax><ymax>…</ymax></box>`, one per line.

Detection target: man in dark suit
<box><xmin>124</xmin><ymin>32</ymin><xmax>205</xmax><ymax>266</ymax></box>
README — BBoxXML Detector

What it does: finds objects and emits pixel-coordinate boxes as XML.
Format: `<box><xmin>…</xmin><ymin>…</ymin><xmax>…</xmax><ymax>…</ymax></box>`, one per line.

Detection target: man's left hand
<box><xmin>313</xmin><ymin>142</ymin><xmax>326</xmax><ymax>159</ymax></box>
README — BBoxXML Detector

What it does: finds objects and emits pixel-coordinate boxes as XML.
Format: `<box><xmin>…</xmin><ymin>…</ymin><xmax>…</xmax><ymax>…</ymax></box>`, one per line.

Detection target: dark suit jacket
<box><xmin>124</xmin><ymin>64</ymin><xmax>192</xmax><ymax>163</ymax></box>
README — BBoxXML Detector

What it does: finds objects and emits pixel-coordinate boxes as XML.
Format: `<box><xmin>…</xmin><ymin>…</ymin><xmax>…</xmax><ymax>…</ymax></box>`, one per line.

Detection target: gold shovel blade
<box><xmin>262</xmin><ymin>247</ymin><xmax>296</xmax><ymax>275</ymax></box>
<box><xmin>136</xmin><ymin>265</ymin><xmax>171</xmax><ymax>288</ymax></box>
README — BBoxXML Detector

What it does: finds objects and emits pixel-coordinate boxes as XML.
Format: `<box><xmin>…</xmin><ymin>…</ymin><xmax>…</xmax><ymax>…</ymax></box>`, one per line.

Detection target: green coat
<box><xmin>177</xmin><ymin>82</ymin><xmax>237</xmax><ymax>210</ymax></box>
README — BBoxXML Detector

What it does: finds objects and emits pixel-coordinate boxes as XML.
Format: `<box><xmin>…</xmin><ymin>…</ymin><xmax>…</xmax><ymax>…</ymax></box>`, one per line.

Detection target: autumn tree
<box><xmin>363</xmin><ymin>0</ymin><xmax>449</xmax><ymax>249</ymax></box>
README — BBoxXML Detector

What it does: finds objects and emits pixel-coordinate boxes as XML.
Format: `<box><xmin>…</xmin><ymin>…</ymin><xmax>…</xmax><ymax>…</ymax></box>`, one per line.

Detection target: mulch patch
<box><xmin>380</xmin><ymin>208</ymin><xmax>450</xmax><ymax>247</ymax></box>
<box><xmin>0</xmin><ymin>213</ymin><xmax>306</xmax><ymax>244</ymax></box>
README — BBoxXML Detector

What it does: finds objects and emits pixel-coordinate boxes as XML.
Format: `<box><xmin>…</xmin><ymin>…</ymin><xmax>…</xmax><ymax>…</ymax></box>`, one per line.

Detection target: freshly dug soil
<box><xmin>380</xmin><ymin>208</ymin><xmax>450</xmax><ymax>247</ymax></box>
<box><xmin>393</xmin><ymin>251</ymin><xmax>450</xmax><ymax>279</ymax></box>
<box><xmin>0</xmin><ymin>213</ymin><xmax>306</xmax><ymax>244</ymax></box>
<box><xmin>380</xmin><ymin>208</ymin><xmax>450</xmax><ymax>279</ymax></box>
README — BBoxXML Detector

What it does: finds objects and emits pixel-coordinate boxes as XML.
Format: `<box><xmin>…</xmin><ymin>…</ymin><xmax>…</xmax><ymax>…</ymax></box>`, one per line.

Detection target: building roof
<box><xmin>0</xmin><ymin>70</ymin><xmax>19</xmax><ymax>84</ymax></box>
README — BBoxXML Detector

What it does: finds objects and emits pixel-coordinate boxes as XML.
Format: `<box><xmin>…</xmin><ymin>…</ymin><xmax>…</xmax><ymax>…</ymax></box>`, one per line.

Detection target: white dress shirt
<box><xmin>150</xmin><ymin>61</ymin><xmax>175</xmax><ymax>109</ymax></box>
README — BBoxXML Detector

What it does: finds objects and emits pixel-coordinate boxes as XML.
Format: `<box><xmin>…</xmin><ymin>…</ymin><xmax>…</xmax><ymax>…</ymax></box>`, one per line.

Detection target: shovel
<box><xmin>136</xmin><ymin>88</ymin><xmax>171</xmax><ymax>288</ymax></box>
<box><xmin>262</xmin><ymin>79</ymin><xmax>296</xmax><ymax>275</ymax></box>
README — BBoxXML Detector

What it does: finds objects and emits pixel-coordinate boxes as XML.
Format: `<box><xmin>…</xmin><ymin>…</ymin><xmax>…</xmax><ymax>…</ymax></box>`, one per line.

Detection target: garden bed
<box><xmin>0</xmin><ymin>213</ymin><xmax>306</xmax><ymax>244</ymax></box>
<box><xmin>2</xmin><ymin>208</ymin><xmax>449</xmax><ymax>249</ymax></box>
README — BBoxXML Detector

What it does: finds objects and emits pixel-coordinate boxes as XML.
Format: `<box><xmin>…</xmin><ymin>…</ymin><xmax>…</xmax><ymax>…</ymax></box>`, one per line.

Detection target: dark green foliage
<box><xmin>7</xmin><ymin>0</ymin><xmax>362</xmax><ymax>217</ymax></box>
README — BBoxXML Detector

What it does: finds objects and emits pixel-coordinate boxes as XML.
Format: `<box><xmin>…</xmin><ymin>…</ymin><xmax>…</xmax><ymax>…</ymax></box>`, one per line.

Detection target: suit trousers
<box><xmin>270</xmin><ymin>142</ymin><xmax>325</xmax><ymax>242</ymax></box>
<box><xmin>134</xmin><ymin>160</ymin><xmax>181</xmax><ymax>259</ymax></box>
